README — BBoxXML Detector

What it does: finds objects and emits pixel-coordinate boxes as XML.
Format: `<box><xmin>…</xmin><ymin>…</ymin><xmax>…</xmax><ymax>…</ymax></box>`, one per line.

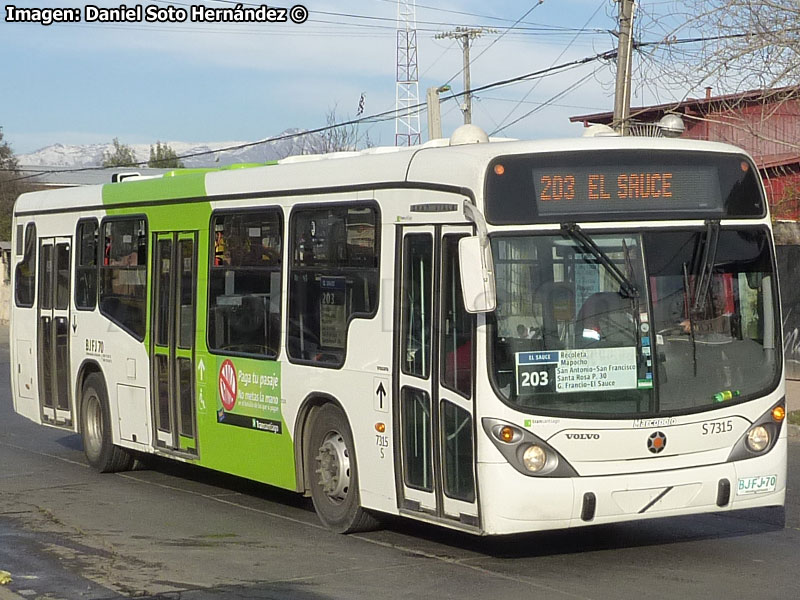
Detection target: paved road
<box><xmin>1</xmin><ymin>337</ymin><xmax>798</xmax><ymax>599</ymax></box>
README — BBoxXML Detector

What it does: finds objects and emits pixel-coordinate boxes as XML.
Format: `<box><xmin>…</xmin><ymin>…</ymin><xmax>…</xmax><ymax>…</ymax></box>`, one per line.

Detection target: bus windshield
<box><xmin>489</xmin><ymin>228</ymin><xmax>779</xmax><ymax>417</ymax></box>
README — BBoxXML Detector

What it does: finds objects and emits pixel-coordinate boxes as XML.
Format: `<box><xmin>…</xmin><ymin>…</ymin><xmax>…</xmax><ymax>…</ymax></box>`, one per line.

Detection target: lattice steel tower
<box><xmin>395</xmin><ymin>0</ymin><xmax>421</xmax><ymax>146</ymax></box>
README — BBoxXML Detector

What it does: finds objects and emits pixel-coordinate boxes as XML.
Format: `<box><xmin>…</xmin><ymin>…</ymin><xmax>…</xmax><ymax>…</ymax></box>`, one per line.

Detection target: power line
<box><xmin>6</xmin><ymin>49</ymin><xmax>615</xmax><ymax>183</ymax></box>
<box><xmin>442</xmin><ymin>1</ymin><xmax>549</xmax><ymax>89</ymax></box>
<box><xmin>369</xmin><ymin>0</ymin><xmax>563</xmax><ymax>27</ymax></box>
<box><xmin>7</xmin><ymin>32</ymin><xmax>751</xmax><ymax>183</ymax></box>
<box><xmin>477</xmin><ymin>96</ymin><xmax>605</xmax><ymax>111</ymax></box>
<box><xmin>37</xmin><ymin>19</ymin><xmax>608</xmax><ymax>39</ymax></box>
<box><xmin>490</xmin><ymin>64</ymin><xmax>605</xmax><ymax>135</ymax></box>
<box><xmin>492</xmin><ymin>0</ymin><xmax>607</xmax><ymax>132</ymax></box>
<box><xmin>202</xmin><ymin>0</ymin><xmax>591</xmax><ymax>32</ymax></box>
<box><xmin>26</xmin><ymin>0</ymin><xmax>610</xmax><ymax>39</ymax></box>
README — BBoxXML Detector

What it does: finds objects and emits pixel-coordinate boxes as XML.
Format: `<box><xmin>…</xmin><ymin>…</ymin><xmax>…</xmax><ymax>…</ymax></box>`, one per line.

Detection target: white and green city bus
<box><xmin>10</xmin><ymin>125</ymin><xmax>787</xmax><ymax>535</ymax></box>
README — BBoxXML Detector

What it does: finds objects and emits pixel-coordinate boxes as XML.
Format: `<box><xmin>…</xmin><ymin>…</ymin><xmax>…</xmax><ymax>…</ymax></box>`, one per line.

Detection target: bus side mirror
<box><xmin>459</xmin><ymin>236</ymin><xmax>496</xmax><ymax>313</ymax></box>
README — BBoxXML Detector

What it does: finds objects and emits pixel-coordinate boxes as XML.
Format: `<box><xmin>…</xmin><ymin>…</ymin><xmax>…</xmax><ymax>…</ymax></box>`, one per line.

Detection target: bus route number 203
<box><xmin>521</xmin><ymin>370</ymin><xmax>549</xmax><ymax>387</ymax></box>
<box><xmin>539</xmin><ymin>175</ymin><xmax>576</xmax><ymax>202</ymax></box>
<box><xmin>517</xmin><ymin>364</ymin><xmax>556</xmax><ymax>395</ymax></box>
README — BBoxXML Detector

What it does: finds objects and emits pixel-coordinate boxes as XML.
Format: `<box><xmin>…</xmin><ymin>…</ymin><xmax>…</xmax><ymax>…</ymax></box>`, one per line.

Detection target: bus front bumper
<box><xmin>477</xmin><ymin>435</ymin><xmax>787</xmax><ymax>535</ymax></box>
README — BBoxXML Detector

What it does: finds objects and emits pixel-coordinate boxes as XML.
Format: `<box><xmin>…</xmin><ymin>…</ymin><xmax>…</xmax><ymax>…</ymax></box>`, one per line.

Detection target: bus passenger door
<box><xmin>437</xmin><ymin>230</ymin><xmax>478</xmax><ymax>525</ymax></box>
<box><xmin>395</xmin><ymin>226</ymin><xmax>478</xmax><ymax>527</ymax></box>
<box><xmin>37</xmin><ymin>236</ymin><xmax>73</xmax><ymax>427</ymax></box>
<box><xmin>151</xmin><ymin>231</ymin><xmax>198</xmax><ymax>455</ymax></box>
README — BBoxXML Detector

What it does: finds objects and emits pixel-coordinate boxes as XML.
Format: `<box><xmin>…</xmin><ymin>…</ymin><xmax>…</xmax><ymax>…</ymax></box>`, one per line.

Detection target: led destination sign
<box><xmin>531</xmin><ymin>165</ymin><xmax>719</xmax><ymax>214</ymax></box>
<box><xmin>485</xmin><ymin>150</ymin><xmax>765</xmax><ymax>224</ymax></box>
<box><xmin>538</xmin><ymin>172</ymin><xmax>674</xmax><ymax>202</ymax></box>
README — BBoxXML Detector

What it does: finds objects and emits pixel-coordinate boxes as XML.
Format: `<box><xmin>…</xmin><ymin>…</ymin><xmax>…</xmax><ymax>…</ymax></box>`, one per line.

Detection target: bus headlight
<box><xmin>522</xmin><ymin>445</ymin><xmax>547</xmax><ymax>472</ymax></box>
<box><xmin>746</xmin><ymin>425</ymin><xmax>770</xmax><ymax>452</ymax></box>
<box><xmin>482</xmin><ymin>418</ymin><xmax>578</xmax><ymax>478</ymax></box>
<box><xmin>726</xmin><ymin>399</ymin><xmax>784</xmax><ymax>463</ymax></box>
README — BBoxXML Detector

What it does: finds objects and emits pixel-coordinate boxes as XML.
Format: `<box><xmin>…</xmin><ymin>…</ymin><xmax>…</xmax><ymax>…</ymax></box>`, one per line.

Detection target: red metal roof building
<box><xmin>570</xmin><ymin>86</ymin><xmax>800</xmax><ymax>220</ymax></box>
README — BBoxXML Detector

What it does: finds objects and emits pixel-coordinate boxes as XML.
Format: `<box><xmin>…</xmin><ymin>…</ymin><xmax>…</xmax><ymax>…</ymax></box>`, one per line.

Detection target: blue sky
<box><xmin>1</xmin><ymin>0</ymin><xmax>689</xmax><ymax>155</ymax></box>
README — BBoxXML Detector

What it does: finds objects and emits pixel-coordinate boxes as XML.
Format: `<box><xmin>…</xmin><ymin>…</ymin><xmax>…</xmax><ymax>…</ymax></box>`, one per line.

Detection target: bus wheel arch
<box><xmin>79</xmin><ymin>371</ymin><xmax>134</xmax><ymax>473</ymax></box>
<box><xmin>297</xmin><ymin>395</ymin><xmax>379</xmax><ymax>533</ymax></box>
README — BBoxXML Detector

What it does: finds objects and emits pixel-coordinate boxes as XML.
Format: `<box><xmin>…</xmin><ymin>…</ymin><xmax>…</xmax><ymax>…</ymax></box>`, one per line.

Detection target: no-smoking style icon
<box><xmin>219</xmin><ymin>359</ymin><xmax>238</xmax><ymax>411</ymax></box>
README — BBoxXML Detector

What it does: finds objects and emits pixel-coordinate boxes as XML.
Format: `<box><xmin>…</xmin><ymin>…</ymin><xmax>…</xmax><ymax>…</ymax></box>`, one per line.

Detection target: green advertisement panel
<box><xmin>215</xmin><ymin>356</ymin><xmax>282</xmax><ymax>433</ymax></box>
<box><xmin>195</xmin><ymin>352</ymin><xmax>296</xmax><ymax>489</ymax></box>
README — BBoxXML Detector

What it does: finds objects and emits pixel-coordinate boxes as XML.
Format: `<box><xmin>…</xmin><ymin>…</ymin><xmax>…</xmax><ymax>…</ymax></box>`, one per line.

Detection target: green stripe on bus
<box><xmin>102</xmin><ymin>171</ymin><xmax>207</xmax><ymax>204</ymax></box>
<box><xmin>162</xmin><ymin>163</ymin><xmax>274</xmax><ymax>178</ymax></box>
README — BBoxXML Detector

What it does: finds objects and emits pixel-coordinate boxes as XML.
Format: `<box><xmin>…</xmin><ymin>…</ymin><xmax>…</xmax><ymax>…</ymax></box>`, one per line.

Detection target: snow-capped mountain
<box><xmin>18</xmin><ymin>129</ymin><xmax>322</xmax><ymax>168</ymax></box>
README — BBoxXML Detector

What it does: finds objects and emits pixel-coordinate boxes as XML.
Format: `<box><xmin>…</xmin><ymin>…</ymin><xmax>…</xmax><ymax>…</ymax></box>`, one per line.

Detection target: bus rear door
<box><xmin>37</xmin><ymin>236</ymin><xmax>73</xmax><ymax>427</ymax></box>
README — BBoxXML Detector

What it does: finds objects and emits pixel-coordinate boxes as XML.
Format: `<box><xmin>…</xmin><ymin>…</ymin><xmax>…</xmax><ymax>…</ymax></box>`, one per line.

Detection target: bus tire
<box><xmin>306</xmin><ymin>403</ymin><xmax>379</xmax><ymax>533</ymax></box>
<box><xmin>80</xmin><ymin>373</ymin><xmax>134</xmax><ymax>473</ymax></box>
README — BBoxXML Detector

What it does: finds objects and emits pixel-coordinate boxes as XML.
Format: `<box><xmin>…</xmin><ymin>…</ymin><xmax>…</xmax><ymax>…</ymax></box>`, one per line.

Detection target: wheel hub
<box><xmin>84</xmin><ymin>394</ymin><xmax>103</xmax><ymax>459</ymax></box>
<box><xmin>315</xmin><ymin>431</ymin><xmax>351</xmax><ymax>503</ymax></box>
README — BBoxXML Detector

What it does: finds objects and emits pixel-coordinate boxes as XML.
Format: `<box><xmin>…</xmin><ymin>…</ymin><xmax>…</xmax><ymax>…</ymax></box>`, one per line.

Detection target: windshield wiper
<box><xmin>561</xmin><ymin>223</ymin><xmax>639</xmax><ymax>298</ymax></box>
<box><xmin>683</xmin><ymin>262</ymin><xmax>698</xmax><ymax>376</ymax></box>
<box><xmin>690</xmin><ymin>219</ymin><xmax>721</xmax><ymax>314</ymax></box>
<box><xmin>682</xmin><ymin>220</ymin><xmax>720</xmax><ymax>377</ymax></box>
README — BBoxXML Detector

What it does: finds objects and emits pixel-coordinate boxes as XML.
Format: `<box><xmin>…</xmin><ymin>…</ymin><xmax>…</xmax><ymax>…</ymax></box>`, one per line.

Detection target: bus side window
<box><xmin>98</xmin><ymin>217</ymin><xmax>148</xmax><ymax>339</ymax></box>
<box><xmin>14</xmin><ymin>222</ymin><xmax>36</xmax><ymax>308</ymax></box>
<box><xmin>207</xmin><ymin>209</ymin><xmax>283</xmax><ymax>358</ymax></box>
<box><xmin>401</xmin><ymin>234</ymin><xmax>433</xmax><ymax>378</ymax></box>
<box><xmin>287</xmin><ymin>204</ymin><xmax>379</xmax><ymax>366</ymax></box>
<box><xmin>75</xmin><ymin>219</ymin><xmax>99</xmax><ymax>310</ymax></box>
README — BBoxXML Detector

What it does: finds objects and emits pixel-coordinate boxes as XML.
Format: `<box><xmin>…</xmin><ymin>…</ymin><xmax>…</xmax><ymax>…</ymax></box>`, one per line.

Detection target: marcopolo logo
<box><xmin>565</xmin><ymin>433</ymin><xmax>600</xmax><ymax>440</ymax></box>
<box><xmin>647</xmin><ymin>431</ymin><xmax>667</xmax><ymax>454</ymax></box>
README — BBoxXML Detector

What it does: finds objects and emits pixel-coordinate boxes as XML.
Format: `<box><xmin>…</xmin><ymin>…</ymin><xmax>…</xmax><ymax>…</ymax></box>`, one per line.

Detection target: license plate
<box><xmin>736</xmin><ymin>474</ymin><xmax>778</xmax><ymax>495</ymax></box>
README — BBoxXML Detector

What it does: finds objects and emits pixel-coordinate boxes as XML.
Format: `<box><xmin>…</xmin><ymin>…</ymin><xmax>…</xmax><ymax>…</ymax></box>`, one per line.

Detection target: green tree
<box><xmin>148</xmin><ymin>141</ymin><xmax>183</xmax><ymax>168</ymax></box>
<box><xmin>102</xmin><ymin>137</ymin><xmax>137</xmax><ymax>167</ymax></box>
<box><xmin>0</xmin><ymin>127</ymin><xmax>20</xmax><ymax>240</ymax></box>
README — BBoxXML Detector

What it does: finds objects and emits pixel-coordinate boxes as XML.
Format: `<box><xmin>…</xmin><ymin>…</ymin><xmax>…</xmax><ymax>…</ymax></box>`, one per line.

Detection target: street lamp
<box><xmin>427</xmin><ymin>84</ymin><xmax>451</xmax><ymax>140</ymax></box>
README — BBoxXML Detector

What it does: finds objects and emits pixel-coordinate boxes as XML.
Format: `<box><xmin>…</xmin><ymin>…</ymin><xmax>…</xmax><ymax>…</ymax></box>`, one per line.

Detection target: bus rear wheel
<box><xmin>80</xmin><ymin>373</ymin><xmax>134</xmax><ymax>473</ymax></box>
<box><xmin>307</xmin><ymin>403</ymin><xmax>379</xmax><ymax>533</ymax></box>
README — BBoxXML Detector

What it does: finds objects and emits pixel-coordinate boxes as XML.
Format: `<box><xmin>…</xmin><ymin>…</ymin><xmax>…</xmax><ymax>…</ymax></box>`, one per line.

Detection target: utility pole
<box><xmin>612</xmin><ymin>0</ymin><xmax>636</xmax><ymax>135</ymax></box>
<box><xmin>436</xmin><ymin>27</ymin><xmax>497</xmax><ymax>125</ymax></box>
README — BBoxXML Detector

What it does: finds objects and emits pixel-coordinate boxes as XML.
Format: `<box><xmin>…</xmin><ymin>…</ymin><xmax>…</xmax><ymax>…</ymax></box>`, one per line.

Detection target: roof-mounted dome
<box><xmin>449</xmin><ymin>124</ymin><xmax>490</xmax><ymax>146</ymax></box>
<box><xmin>582</xmin><ymin>124</ymin><xmax>619</xmax><ymax>137</ymax></box>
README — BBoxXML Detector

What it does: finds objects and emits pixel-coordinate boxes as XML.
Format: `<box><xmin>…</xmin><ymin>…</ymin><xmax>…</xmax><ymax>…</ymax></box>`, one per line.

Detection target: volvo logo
<box><xmin>566</xmin><ymin>433</ymin><xmax>600</xmax><ymax>440</ymax></box>
<box><xmin>647</xmin><ymin>431</ymin><xmax>667</xmax><ymax>454</ymax></box>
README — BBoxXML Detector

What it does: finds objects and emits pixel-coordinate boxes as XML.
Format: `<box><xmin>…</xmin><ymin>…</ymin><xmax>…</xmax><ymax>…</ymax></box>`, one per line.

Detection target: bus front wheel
<box><xmin>80</xmin><ymin>373</ymin><xmax>134</xmax><ymax>473</ymax></box>
<box><xmin>306</xmin><ymin>403</ymin><xmax>379</xmax><ymax>533</ymax></box>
